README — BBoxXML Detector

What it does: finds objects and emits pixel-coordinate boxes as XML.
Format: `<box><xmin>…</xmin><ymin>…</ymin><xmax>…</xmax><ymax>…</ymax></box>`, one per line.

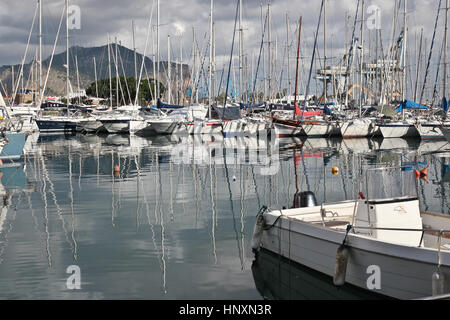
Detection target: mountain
<box><xmin>0</xmin><ymin>44</ymin><xmax>190</xmax><ymax>97</ymax></box>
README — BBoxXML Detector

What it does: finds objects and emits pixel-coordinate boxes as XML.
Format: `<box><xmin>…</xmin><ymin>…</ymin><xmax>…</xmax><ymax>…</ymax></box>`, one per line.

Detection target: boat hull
<box><xmin>186</xmin><ymin>120</ymin><xmax>223</xmax><ymax>135</ymax></box>
<box><xmin>35</xmin><ymin>119</ymin><xmax>78</xmax><ymax>132</ymax></box>
<box><xmin>340</xmin><ymin>119</ymin><xmax>377</xmax><ymax>138</ymax></box>
<box><xmin>100</xmin><ymin>120</ymin><xmax>130</xmax><ymax>134</ymax></box>
<box><xmin>302</xmin><ymin>122</ymin><xmax>339</xmax><ymax>138</ymax></box>
<box><xmin>273</xmin><ymin>122</ymin><xmax>302</xmax><ymax>137</ymax></box>
<box><xmin>260</xmin><ymin>212</ymin><xmax>450</xmax><ymax>300</ymax></box>
<box><xmin>379</xmin><ymin>123</ymin><xmax>419</xmax><ymax>138</ymax></box>
<box><xmin>416</xmin><ymin>124</ymin><xmax>449</xmax><ymax>140</ymax></box>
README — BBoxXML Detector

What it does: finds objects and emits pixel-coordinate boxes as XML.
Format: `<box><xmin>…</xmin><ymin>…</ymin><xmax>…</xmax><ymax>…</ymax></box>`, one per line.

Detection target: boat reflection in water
<box><xmin>252</xmin><ymin>249</ymin><xmax>388</xmax><ymax>300</ymax></box>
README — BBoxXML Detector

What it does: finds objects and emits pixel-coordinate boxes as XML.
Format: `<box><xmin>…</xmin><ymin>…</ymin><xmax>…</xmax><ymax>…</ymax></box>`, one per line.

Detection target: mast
<box><xmin>152</xmin><ymin>25</ymin><xmax>157</xmax><ymax>104</ymax></box>
<box><xmin>39</xmin><ymin>0</ymin><xmax>42</xmax><ymax>103</ymax></box>
<box><xmin>132</xmin><ymin>20</ymin><xmax>138</xmax><ymax>101</ymax></box>
<box><xmin>323</xmin><ymin>0</ymin><xmax>327</xmax><ymax>103</ymax></box>
<box><xmin>444</xmin><ymin>0</ymin><xmax>449</xmax><ymax>99</ymax></box>
<box><xmin>115</xmin><ymin>37</ymin><xmax>119</xmax><ymax>106</ymax></box>
<box><xmin>267</xmin><ymin>4</ymin><xmax>271</xmax><ymax>102</ymax></box>
<box><xmin>179</xmin><ymin>36</ymin><xmax>182</xmax><ymax>105</ymax></box>
<box><xmin>293</xmin><ymin>17</ymin><xmax>303</xmax><ymax>120</ymax></box>
<box><xmin>359</xmin><ymin>0</ymin><xmax>364</xmax><ymax>117</ymax></box>
<box><xmin>93</xmin><ymin>57</ymin><xmax>98</xmax><ymax>98</ymax></box>
<box><xmin>75</xmin><ymin>55</ymin><xmax>81</xmax><ymax>104</ymax></box>
<box><xmin>402</xmin><ymin>0</ymin><xmax>407</xmax><ymax>119</ymax></box>
<box><xmin>168</xmin><ymin>34</ymin><xmax>171</xmax><ymax>104</ymax></box>
<box><xmin>261</xmin><ymin>4</ymin><xmax>267</xmax><ymax>101</ymax></box>
<box><xmin>108</xmin><ymin>35</ymin><xmax>112</xmax><ymax>108</ymax></box>
<box><xmin>209</xmin><ymin>0</ymin><xmax>213</xmax><ymax>116</ymax></box>
<box><xmin>286</xmin><ymin>13</ymin><xmax>291</xmax><ymax>96</ymax></box>
<box><xmin>157</xmin><ymin>0</ymin><xmax>160</xmax><ymax>100</ymax></box>
<box><xmin>66</xmin><ymin>0</ymin><xmax>69</xmax><ymax>112</ymax></box>
<box><xmin>239</xmin><ymin>0</ymin><xmax>243</xmax><ymax>103</ymax></box>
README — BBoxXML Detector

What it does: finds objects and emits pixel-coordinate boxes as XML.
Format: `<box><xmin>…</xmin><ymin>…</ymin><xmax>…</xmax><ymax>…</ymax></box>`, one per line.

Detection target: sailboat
<box><xmin>35</xmin><ymin>0</ymin><xmax>82</xmax><ymax>133</ymax></box>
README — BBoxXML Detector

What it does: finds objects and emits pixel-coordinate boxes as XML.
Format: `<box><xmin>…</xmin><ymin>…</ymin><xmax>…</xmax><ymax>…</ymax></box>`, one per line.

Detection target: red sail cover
<box><xmin>295</xmin><ymin>104</ymin><xmax>323</xmax><ymax>117</ymax></box>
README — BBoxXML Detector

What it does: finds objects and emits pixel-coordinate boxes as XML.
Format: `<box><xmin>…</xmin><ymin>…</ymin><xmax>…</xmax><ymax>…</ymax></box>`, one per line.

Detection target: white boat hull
<box><xmin>302</xmin><ymin>122</ymin><xmax>339</xmax><ymax>138</ymax></box>
<box><xmin>101</xmin><ymin>120</ymin><xmax>130</xmax><ymax>134</ymax></box>
<box><xmin>273</xmin><ymin>123</ymin><xmax>302</xmax><ymax>137</ymax></box>
<box><xmin>260</xmin><ymin>211</ymin><xmax>450</xmax><ymax>300</ymax></box>
<box><xmin>186</xmin><ymin>120</ymin><xmax>223</xmax><ymax>135</ymax></box>
<box><xmin>379</xmin><ymin>123</ymin><xmax>419</xmax><ymax>138</ymax></box>
<box><xmin>416</xmin><ymin>123</ymin><xmax>449</xmax><ymax>140</ymax></box>
<box><xmin>340</xmin><ymin>119</ymin><xmax>377</xmax><ymax>138</ymax></box>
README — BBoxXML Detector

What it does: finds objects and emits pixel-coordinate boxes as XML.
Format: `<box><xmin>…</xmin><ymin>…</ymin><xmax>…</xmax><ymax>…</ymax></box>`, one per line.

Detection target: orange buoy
<box><xmin>113</xmin><ymin>165</ymin><xmax>120</xmax><ymax>177</ymax></box>
<box><xmin>420</xmin><ymin>166</ymin><xmax>429</xmax><ymax>177</ymax></box>
<box><xmin>332</xmin><ymin>167</ymin><xmax>339</xmax><ymax>176</ymax></box>
<box><xmin>415</xmin><ymin>169</ymin><xmax>421</xmax><ymax>178</ymax></box>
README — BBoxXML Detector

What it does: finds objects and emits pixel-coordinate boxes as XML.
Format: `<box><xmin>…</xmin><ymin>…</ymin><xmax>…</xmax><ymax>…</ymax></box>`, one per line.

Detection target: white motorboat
<box><xmin>252</xmin><ymin>166</ymin><xmax>450</xmax><ymax>299</ymax></box>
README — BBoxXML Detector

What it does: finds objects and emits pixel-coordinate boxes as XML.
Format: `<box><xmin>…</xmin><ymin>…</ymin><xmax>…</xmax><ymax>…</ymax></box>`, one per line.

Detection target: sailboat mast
<box><xmin>286</xmin><ymin>13</ymin><xmax>291</xmax><ymax>96</ymax></box>
<box><xmin>403</xmin><ymin>0</ymin><xmax>408</xmax><ymax>102</ymax></box>
<box><xmin>359</xmin><ymin>0</ymin><xmax>364</xmax><ymax>117</ymax></box>
<box><xmin>75</xmin><ymin>55</ymin><xmax>80</xmax><ymax>104</ymax></box>
<box><xmin>239</xmin><ymin>0</ymin><xmax>243</xmax><ymax>103</ymax></box>
<box><xmin>108</xmin><ymin>35</ymin><xmax>112</xmax><ymax>109</ymax></box>
<box><xmin>39</xmin><ymin>0</ymin><xmax>42</xmax><ymax>102</ymax></box>
<box><xmin>180</xmin><ymin>36</ymin><xmax>183</xmax><ymax>105</ymax></box>
<box><xmin>66</xmin><ymin>0</ymin><xmax>69</xmax><ymax>112</ymax></box>
<box><xmin>157</xmin><ymin>0</ymin><xmax>160</xmax><ymax>101</ymax></box>
<box><xmin>94</xmin><ymin>57</ymin><xmax>98</xmax><ymax>98</ymax></box>
<box><xmin>133</xmin><ymin>20</ymin><xmax>138</xmax><ymax>100</ymax></box>
<box><xmin>444</xmin><ymin>0</ymin><xmax>448</xmax><ymax>98</ymax></box>
<box><xmin>115</xmin><ymin>37</ymin><xmax>119</xmax><ymax>106</ymax></box>
<box><xmin>267</xmin><ymin>4</ymin><xmax>271</xmax><ymax>102</ymax></box>
<box><xmin>323</xmin><ymin>0</ymin><xmax>327</xmax><ymax>103</ymax></box>
<box><xmin>293</xmin><ymin>17</ymin><xmax>303</xmax><ymax>120</ymax></box>
<box><xmin>209</xmin><ymin>0</ymin><xmax>213</xmax><ymax>116</ymax></box>
<box><xmin>168</xmin><ymin>34</ymin><xmax>171</xmax><ymax>104</ymax></box>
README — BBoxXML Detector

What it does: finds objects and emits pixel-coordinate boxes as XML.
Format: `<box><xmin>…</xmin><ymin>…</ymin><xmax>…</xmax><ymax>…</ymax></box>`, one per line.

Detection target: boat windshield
<box><xmin>365</xmin><ymin>167</ymin><xmax>418</xmax><ymax>202</ymax></box>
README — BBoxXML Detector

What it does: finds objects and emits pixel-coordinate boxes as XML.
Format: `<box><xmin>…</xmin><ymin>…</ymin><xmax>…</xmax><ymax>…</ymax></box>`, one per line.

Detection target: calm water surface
<box><xmin>0</xmin><ymin>133</ymin><xmax>448</xmax><ymax>299</ymax></box>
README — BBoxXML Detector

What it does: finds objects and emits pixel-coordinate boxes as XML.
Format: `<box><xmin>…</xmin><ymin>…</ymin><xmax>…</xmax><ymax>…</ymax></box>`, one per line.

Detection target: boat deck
<box><xmin>266</xmin><ymin>202</ymin><xmax>450</xmax><ymax>250</ymax></box>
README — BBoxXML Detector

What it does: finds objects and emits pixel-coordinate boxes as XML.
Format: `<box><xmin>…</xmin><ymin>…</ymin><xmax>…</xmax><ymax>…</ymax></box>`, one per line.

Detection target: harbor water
<box><xmin>0</xmin><ymin>132</ymin><xmax>448</xmax><ymax>299</ymax></box>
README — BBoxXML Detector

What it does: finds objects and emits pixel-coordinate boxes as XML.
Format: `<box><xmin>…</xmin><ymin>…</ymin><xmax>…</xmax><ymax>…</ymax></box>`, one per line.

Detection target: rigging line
<box><xmin>223</xmin><ymin>0</ymin><xmax>241</xmax><ymax>108</ymax></box>
<box><xmin>251</xmin><ymin>9</ymin><xmax>269</xmax><ymax>105</ymax></box>
<box><xmin>301</xmin><ymin>0</ymin><xmax>325</xmax><ymax>120</ymax></box>
<box><xmin>419</xmin><ymin>0</ymin><xmax>442</xmax><ymax>106</ymax></box>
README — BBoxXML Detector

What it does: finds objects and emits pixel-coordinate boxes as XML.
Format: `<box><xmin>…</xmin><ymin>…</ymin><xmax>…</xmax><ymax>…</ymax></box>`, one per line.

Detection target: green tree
<box><xmin>86</xmin><ymin>77</ymin><xmax>166</xmax><ymax>105</ymax></box>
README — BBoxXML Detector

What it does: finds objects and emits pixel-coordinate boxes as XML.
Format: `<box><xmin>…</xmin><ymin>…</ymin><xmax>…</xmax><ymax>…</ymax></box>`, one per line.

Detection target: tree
<box><xmin>85</xmin><ymin>77</ymin><xmax>166</xmax><ymax>105</ymax></box>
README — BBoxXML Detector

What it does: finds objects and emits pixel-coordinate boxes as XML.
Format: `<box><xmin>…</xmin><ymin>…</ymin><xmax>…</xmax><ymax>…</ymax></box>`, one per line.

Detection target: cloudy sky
<box><xmin>0</xmin><ymin>0</ymin><xmax>447</xmax><ymax>95</ymax></box>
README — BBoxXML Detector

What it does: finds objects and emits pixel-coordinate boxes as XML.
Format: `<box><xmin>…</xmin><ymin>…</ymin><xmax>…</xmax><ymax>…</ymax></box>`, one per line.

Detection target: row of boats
<box><xmin>9</xmin><ymin>100</ymin><xmax>450</xmax><ymax>142</ymax></box>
